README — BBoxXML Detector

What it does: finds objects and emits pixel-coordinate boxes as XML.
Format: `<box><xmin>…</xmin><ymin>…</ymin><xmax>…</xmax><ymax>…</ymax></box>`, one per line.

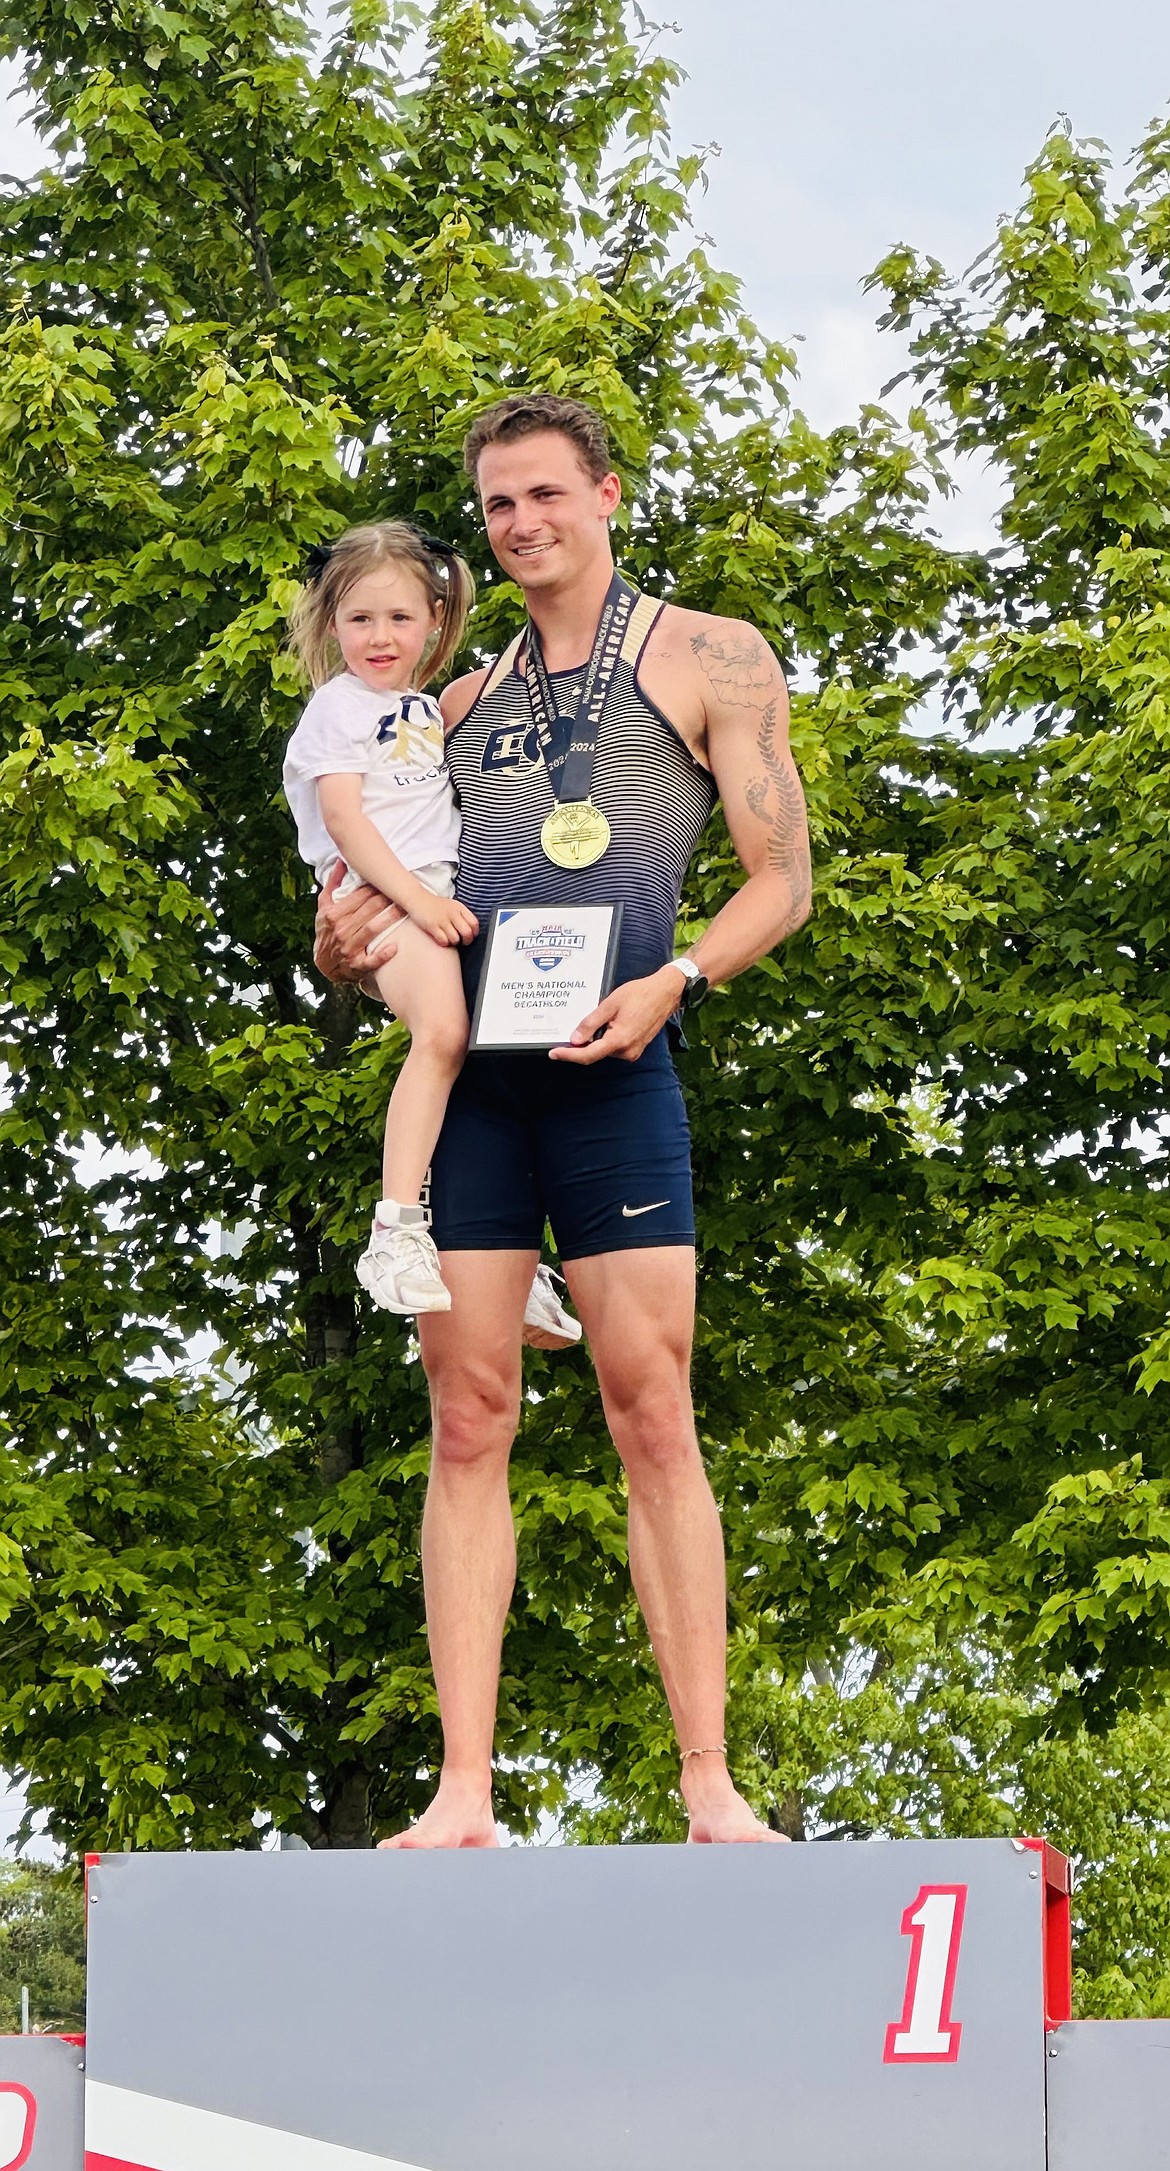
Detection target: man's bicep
<box><xmin>708</xmin><ymin>667</ymin><xmax>811</xmax><ymax>903</ymax></box>
<box><xmin>705</xmin><ymin>643</ymin><xmax>794</xmax><ymax>841</ymax></box>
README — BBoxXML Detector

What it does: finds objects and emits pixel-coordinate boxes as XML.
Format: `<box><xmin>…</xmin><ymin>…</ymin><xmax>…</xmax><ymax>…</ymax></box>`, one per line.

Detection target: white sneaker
<box><xmin>522</xmin><ymin>1265</ymin><xmax>583</xmax><ymax>1350</ymax></box>
<box><xmin>357</xmin><ymin>1219</ymin><xmax>451</xmax><ymax>1315</ymax></box>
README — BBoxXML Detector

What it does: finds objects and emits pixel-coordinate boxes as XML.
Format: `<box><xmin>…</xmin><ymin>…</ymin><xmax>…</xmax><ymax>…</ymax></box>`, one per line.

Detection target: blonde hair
<box><xmin>288</xmin><ymin>521</ymin><xmax>475</xmax><ymax>689</ymax></box>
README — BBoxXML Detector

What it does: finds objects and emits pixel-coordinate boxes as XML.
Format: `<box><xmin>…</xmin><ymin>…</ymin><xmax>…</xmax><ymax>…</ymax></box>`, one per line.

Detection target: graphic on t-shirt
<box><xmin>283</xmin><ymin>676</ymin><xmax>460</xmax><ymax>886</ymax></box>
<box><xmin>377</xmin><ymin>694</ymin><xmax>445</xmax><ymax>767</ymax></box>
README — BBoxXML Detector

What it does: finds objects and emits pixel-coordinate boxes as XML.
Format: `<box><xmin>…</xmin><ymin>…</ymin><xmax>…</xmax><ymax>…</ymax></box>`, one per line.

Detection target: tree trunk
<box><xmin>316</xmin><ymin>1767</ymin><xmax>373</xmax><ymax>1850</ymax></box>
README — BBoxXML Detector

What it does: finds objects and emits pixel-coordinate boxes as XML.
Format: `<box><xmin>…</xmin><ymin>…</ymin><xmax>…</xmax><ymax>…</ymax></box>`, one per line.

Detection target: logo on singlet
<box><xmin>482</xmin><ymin>720</ymin><xmax>540</xmax><ymax>773</ymax></box>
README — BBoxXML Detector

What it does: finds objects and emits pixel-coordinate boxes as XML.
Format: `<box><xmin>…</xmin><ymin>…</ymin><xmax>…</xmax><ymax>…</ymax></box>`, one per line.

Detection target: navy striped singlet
<box><xmin>447</xmin><ymin>595</ymin><xmax>718</xmax><ymax>1005</ymax></box>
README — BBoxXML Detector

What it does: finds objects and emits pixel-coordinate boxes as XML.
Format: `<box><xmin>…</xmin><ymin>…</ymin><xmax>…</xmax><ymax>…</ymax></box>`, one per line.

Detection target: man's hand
<box><xmin>549</xmin><ymin>966</ymin><xmax>681</xmax><ymax>1066</ymax></box>
<box><xmin>313</xmin><ymin>861</ymin><xmax>404</xmax><ymax>984</ymax></box>
<box><xmin>410</xmin><ymin>892</ymin><xmax>479</xmax><ymax>948</ymax></box>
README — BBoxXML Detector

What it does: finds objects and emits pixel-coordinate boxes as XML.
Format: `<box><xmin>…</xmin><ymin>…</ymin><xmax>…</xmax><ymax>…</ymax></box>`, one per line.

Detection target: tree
<box><xmin>0</xmin><ymin>1859</ymin><xmax>85</xmax><ymax>2033</ymax></box>
<box><xmin>849</xmin><ymin>120</ymin><xmax>1170</xmax><ymax>1710</ymax></box>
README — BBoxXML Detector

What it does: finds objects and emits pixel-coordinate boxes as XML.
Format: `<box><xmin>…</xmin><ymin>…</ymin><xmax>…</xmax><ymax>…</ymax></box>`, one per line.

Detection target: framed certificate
<box><xmin>468</xmin><ymin>904</ymin><xmax>623</xmax><ymax>1052</ymax></box>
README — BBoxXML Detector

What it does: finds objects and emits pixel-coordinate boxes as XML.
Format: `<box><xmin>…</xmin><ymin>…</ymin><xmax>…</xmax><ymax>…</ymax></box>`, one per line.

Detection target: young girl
<box><xmin>282</xmin><ymin>520</ymin><xmax>579</xmax><ymax>1344</ymax></box>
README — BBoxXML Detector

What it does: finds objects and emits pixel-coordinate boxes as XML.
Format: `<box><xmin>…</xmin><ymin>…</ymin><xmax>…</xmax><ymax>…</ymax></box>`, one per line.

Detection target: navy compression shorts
<box><xmin>428</xmin><ymin>1033</ymin><xmax>694</xmax><ymax>1261</ymax></box>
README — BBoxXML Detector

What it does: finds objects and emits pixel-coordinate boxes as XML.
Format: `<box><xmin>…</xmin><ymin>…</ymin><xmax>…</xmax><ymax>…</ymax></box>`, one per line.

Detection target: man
<box><xmin>315</xmin><ymin>394</ymin><xmax>811</xmax><ymax>1845</ymax></box>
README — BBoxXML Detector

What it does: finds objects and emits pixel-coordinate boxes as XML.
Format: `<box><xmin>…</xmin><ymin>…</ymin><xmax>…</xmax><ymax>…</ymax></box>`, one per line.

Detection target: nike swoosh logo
<box><xmin>622</xmin><ymin>1200</ymin><xmax>669</xmax><ymax>1218</ymax></box>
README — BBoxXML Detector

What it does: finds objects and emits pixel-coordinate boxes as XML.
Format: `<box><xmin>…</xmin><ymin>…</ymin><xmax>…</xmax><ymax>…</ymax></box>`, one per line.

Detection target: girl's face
<box><xmin>332</xmin><ymin>563</ymin><xmax>439</xmax><ymax>693</ymax></box>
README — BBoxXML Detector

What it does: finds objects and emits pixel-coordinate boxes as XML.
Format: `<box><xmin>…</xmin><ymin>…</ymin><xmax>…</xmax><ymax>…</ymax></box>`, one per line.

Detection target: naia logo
<box><xmin>514</xmin><ymin>923</ymin><xmax>586</xmax><ymax>973</ymax></box>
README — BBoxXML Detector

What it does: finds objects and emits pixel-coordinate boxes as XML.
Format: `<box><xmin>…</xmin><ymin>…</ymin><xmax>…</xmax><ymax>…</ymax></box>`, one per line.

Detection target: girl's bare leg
<box><xmin>371</xmin><ymin>925</ymin><xmax>468</xmax><ymax>1205</ymax></box>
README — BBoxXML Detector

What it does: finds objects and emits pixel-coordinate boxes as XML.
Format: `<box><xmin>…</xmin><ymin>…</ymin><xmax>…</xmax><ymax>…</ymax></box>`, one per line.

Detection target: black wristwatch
<box><xmin>667</xmin><ymin>955</ymin><xmax>710</xmax><ymax>1012</ymax></box>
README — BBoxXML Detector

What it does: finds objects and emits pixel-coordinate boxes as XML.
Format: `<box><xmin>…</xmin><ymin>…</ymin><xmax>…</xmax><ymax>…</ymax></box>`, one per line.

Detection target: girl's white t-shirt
<box><xmin>283</xmin><ymin>674</ymin><xmax>461</xmax><ymax>886</ymax></box>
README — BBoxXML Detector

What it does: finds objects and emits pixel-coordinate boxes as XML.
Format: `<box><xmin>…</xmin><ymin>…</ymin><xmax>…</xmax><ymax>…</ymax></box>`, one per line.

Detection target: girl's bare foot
<box><xmin>378</xmin><ymin>1772</ymin><xmax>499</xmax><ymax>1850</ymax></box>
<box><xmin>680</xmin><ymin>1754</ymin><xmax>789</xmax><ymax>1844</ymax></box>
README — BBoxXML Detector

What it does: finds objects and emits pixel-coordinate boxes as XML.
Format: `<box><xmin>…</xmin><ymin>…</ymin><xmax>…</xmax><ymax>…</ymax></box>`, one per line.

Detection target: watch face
<box><xmin>682</xmin><ymin>973</ymin><xmax>709</xmax><ymax>1010</ymax></box>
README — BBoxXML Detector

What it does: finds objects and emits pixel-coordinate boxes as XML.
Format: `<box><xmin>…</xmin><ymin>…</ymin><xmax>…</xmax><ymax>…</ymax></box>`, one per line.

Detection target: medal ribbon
<box><xmin>523</xmin><ymin>573</ymin><xmax>639</xmax><ymax>806</ymax></box>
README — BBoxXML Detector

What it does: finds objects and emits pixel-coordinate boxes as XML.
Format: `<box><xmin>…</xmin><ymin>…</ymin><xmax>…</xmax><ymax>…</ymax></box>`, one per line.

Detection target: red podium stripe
<box><xmin>86</xmin><ymin>2153</ymin><xmax>158</xmax><ymax>2171</ymax></box>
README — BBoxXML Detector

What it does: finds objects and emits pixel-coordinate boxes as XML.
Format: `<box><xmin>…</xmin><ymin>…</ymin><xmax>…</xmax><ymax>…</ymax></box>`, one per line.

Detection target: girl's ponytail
<box><xmin>419</xmin><ymin>538</ymin><xmax>476</xmax><ymax>685</ymax></box>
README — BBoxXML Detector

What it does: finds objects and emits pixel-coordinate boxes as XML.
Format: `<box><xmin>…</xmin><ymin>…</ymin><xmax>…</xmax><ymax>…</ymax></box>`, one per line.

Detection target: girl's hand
<box><xmin>410</xmin><ymin>892</ymin><xmax>480</xmax><ymax>947</ymax></box>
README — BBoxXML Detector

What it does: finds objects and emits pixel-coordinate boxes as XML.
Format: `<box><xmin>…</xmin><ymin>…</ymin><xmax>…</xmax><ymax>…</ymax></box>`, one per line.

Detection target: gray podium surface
<box><xmin>86</xmin><ymin>1840</ymin><xmax>1049</xmax><ymax>2171</ymax></box>
<box><xmin>0</xmin><ymin>2037</ymin><xmax>84</xmax><ymax>2171</ymax></box>
<box><xmin>1047</xmin><ymin>2019</ymin><xmax>1170</xmax><ymax>2171</ymax></box>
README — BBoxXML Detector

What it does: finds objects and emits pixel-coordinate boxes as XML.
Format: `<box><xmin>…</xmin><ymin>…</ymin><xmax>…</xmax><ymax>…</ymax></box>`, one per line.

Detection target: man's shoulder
<box><xmin>440</xmin><ymin>664</ymin><xmax>492</xmax><ymax>731</ymax></box>
<box><xmin>647</xmin><ymin>603</ymin><xmax>785</xmax><ymax>713</ymax></box>
<box><xmin>636</xmin><ymin>603</ymin><xmax>782</xmax><ymax>752</ymax></box>
<box><xmin>645</xmin><ymin>600</ymin><xmax>771</xmax><ymax>658</ymax></box>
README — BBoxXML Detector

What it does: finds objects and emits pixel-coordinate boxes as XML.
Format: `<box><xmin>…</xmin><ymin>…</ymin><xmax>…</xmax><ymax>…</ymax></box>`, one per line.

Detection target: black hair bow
<box><xmin>302</xmin><ymin>541</ymin><xmax>334</xmax><ymax>586</ymax></box>
<box><xmin>418</xmin><ymin>531</ymin><xmax>457</xmax><ymax>562</ymax></box>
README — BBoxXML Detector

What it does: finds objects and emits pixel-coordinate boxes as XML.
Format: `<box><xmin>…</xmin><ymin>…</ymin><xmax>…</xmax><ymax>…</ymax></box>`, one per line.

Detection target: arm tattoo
<box><xmin>693</xmin><ymin>625</ymin><xmax>811</xmax><ymax>936</ymax></box>
<box><xmin>745</xmin><ymin>700</ymin><xmax>812</xmax><ymax>935</ymax></box>
<box><xmin>690</xmin><ymin>629</ymin><xmax>775</xmax><ymax>706</ymax></box>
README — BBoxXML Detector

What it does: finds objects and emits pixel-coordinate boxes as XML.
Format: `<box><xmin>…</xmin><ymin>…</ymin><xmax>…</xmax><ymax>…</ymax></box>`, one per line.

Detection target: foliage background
<box><xmin>0</xmin><ymin>1857</ymin><xmax>85</xmax><ymax>2032</ymax></box>
<box><xmin>0</xmin><ymin>0</ymin><xmax>1169</xmax><ymax>2017</ymax></box>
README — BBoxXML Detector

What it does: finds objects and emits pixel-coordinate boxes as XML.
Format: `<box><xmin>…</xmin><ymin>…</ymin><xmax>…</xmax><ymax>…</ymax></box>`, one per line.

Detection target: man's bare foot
<box><xmin>680</xmin><ymin>1757</ymin><xmax>790</xmax><ymax>1844</ymax></box>
<box><xmin>378</xmin><ymin>1773</ymin><xmax>499</xmax><ymax>1850</ymax></box>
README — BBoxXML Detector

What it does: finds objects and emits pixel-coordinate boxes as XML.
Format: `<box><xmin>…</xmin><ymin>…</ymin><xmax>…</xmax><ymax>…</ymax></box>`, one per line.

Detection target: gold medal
<box><xmin>540</xmin><ymin>800</ymin><xmax>611</xmax><ymax>869</ymax></box>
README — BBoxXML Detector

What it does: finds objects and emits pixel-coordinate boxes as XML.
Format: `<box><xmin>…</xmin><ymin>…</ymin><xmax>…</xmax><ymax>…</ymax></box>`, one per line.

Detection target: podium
<box><xmin>80</xmin><ymin>1838</ymin><xmax>1082</xmax><ymax>2171</ymax></box>
<box><xmin>0</xmin><ymin>2037</ymin><xmax>84</xmax><ymax>2171</ymax></box>
<box><xmin>0</xmin><ymin>1840</ymin><xmax>1155</xmax><ymax>2169</ymax></box>
<box><xmin>1046</xmin><ymin>2019</ymin><xmax>1170</xmax><ymax>2170</ymax></box>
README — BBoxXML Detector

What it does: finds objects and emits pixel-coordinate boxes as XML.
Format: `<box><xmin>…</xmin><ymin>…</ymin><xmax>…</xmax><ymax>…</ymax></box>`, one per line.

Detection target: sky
<box><xmin>1</xmin><ymin>3</ymin><xmax>1168</xmax><ymax>1855</ymax></box>
<box><xmin>3</xmin><ymin>1</ymin><xmax>1169</xmax><ymax>432</ymax></box>
<box><xmin>665</xmin><ymin>0</ymin><xmax>1170</xmax><ymax>433</ymax></box>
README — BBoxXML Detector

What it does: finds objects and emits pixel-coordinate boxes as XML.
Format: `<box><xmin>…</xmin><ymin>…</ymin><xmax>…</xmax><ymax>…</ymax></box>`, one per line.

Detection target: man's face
<box><xmin>477</xmin><ymin>430</ymin><xmax>621</xmax><ymax>594</ymax></box>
